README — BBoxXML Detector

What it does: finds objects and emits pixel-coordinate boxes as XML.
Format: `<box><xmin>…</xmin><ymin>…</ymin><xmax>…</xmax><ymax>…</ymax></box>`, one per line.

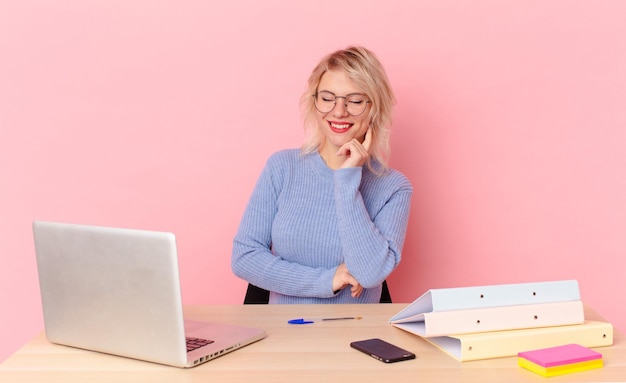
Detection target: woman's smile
<box><xmin>328</xmin><ymin>120</ymin><xmax>354</xmax><ymax>133</ymax></box>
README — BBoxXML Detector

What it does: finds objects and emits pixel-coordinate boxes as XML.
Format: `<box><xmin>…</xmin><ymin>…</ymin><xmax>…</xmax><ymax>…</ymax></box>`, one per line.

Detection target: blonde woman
<box><xmin>232</xmin><ymin>46</ymin><xmax>412</xmax><ymax>304</ymax></box>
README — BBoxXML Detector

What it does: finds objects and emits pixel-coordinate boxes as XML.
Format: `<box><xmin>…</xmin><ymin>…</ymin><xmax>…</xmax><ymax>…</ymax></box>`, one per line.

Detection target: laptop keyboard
<box><xmin>186</xmin><ymin>337</ymin><xmax>214</xmax><ymax>352</ymax></box>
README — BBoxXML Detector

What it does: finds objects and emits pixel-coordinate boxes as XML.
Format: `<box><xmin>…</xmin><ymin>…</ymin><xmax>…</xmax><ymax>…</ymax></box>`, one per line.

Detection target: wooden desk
<box><xmin>1</xmin><ymin>304</ymin><xmax>624</xmax><ymax>383</ymax></box>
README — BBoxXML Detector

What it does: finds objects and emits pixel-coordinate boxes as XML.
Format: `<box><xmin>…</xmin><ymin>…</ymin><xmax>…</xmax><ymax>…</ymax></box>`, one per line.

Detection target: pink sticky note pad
<box><xmin>518</xmin><ymin>344</ymin><xmax>602</xmax><ymax>367</ymax></box>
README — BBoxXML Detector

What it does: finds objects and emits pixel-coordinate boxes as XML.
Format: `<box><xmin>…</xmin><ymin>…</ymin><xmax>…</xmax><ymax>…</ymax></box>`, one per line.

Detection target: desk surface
<box><xmin>1</xmin><ymin>304</ymin><xmax>624</xmax><ymax>383</ymax></box>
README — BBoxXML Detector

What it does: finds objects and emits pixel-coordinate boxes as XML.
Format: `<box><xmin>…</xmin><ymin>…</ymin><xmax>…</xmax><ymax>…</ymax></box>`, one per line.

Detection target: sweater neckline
<box><xmin>306</xmin><ymin>151</ymin><xmax>334</xmax><ymax>179</ymax></box>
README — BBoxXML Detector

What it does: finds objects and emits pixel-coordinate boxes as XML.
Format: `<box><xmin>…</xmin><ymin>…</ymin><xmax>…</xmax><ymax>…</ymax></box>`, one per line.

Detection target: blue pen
<box><xmin>288</xmin><ymin>316</ymin><xmax>361</xmax><ymax>324</ymax></box>
<box><xmin>288</xmin><ymin>318</ymin><xmax>315</xmax><ymax>324</ymax></box>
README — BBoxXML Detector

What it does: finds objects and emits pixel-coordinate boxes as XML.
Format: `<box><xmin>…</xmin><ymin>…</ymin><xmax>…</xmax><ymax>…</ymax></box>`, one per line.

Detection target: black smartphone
<box><xmin>350</xmin><ymin>338</ymin><xmax>416</xmax><ymax>363</ymax></box>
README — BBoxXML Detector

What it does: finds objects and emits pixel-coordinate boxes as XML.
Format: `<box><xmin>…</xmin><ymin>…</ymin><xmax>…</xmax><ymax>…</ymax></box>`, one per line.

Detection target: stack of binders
<box><xmin>517</xmin><ymin>343</ymin><xmax>603</xmax><ymax>377</ymax></box>
<box><xmin>389</xmin><ymin>280</ymin><xmax>613</xmax><ymax>361</ymax></box>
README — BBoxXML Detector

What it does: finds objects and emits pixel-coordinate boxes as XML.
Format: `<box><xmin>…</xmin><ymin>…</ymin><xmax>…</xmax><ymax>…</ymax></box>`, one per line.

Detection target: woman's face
<box><xmin>315</xmin><ymin>69</ymin><xmax>371</xmax><ymax>156</ymax></box>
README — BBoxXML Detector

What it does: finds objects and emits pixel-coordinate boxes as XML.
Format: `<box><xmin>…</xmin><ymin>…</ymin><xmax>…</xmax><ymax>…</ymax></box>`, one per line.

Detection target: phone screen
<box><xmin>350</xmin><ymin>338</ymin><xmax>416</xmax><ymax>363</ymax></box>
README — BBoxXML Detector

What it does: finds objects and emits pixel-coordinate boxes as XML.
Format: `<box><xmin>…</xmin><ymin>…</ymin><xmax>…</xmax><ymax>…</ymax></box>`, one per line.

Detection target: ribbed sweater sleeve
<box><xmin>231</xmin><ymin>149</ymin><xmax>412</xmax><ymax>304</ymax></box>
<box><xmin>334</xmin><ymin>167</ymin><xmax>411</xmax><ymax>288</ymax></box>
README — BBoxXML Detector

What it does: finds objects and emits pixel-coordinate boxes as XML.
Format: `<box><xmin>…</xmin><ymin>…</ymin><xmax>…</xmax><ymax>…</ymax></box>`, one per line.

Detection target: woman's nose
<box><xmin>331</xmin><ymin>98</ymin><xmax>349</xmax><ymax>117</ymax></box>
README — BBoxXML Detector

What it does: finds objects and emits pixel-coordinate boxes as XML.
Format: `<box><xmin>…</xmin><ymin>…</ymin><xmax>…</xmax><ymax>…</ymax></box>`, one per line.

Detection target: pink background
<box><xmin>1</xmin><ymin>1</ymin><xmax>625</xmax><ymax>363</ymax></box>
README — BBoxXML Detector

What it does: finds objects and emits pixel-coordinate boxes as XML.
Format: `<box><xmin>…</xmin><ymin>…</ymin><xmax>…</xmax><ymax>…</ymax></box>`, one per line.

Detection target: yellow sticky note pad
<box><xmin>518</xmin><ymin>356</ymin><xmax>603</xmax><ymax>377</ymax></box>
<box><xmin>517</xmin><ymin>344</ymin><xmax>604</xmax><ymax>377</ymax></box>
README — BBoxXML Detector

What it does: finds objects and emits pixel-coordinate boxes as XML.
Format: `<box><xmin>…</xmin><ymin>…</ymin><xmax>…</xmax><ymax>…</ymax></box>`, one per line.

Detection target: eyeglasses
<box><xmin>313</xmin><ymin>91</ymin><xmax>371</xmax><ymax>116</ymax></box>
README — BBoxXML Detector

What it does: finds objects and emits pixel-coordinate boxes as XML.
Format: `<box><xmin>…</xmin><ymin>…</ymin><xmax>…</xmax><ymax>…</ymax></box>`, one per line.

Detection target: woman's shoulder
<box><xmin>266</xmin><ymin>148</ymin><xmax>315</xmax><ymax>167</ymax></box>
<box><xmin>263</xmin><ymin>148</ymin><xmax>307</xmax><ymax>174</ymax></box>
<box><xmin>267</xmin><ymin>148</ymin><xmax>301</xmax><ymax>162</ymax></box>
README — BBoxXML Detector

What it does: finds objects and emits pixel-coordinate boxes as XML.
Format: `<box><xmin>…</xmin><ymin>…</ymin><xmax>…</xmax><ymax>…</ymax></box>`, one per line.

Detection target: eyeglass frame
<box><xmin>312</xmin><ymin>91</ymin><xmax>372</xmax><ymax>116</ymax></box>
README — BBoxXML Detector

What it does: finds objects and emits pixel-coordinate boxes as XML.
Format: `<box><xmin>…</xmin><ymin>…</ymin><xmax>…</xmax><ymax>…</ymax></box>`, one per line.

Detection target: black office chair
<box><xmin>243</xmin><ymin>280</ymin><xmax>392</xmax><ymax>304</ymax></box>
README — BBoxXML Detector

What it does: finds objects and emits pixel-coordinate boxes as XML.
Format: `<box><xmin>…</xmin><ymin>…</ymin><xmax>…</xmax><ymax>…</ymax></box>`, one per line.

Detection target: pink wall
<box><xmin>1</xmin><ymin>1</ymin><xmax>625</xmax><ymax>363</ymax></box>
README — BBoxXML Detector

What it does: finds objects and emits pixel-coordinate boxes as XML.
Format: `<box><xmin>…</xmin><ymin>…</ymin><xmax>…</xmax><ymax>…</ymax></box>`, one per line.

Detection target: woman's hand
<box><xmin>336</xmin><ymin>128</ymin><xmax>372</xmax><ymax>169</ymax></box>
<box><xmin>332</xmin><ymin>263</ymin><xmax>363</xmax><ymax>298</ymax></box>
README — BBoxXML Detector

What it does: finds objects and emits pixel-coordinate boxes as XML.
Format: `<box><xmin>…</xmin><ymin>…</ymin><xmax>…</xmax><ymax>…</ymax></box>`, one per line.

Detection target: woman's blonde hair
<box><xmin>300</xmin><ymin>46</ymin><xmax>396</xmax><ymax>173</ymax></box>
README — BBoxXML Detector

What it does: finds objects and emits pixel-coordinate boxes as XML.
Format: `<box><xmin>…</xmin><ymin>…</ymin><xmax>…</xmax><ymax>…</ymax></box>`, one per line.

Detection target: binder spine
<box><xmin>455</xmin><ymin>322</ymin><xmax>614</xmax><ymax>361</ymax></box>
<box><xmin>432</xmin><ymin>280</ymin><xmax>581</xmax><ymax>312</ymax></box>
<box><xmin>424</xmin><ymin>300</ymin><xmax>584</xmax><ymax>336</ymax></box>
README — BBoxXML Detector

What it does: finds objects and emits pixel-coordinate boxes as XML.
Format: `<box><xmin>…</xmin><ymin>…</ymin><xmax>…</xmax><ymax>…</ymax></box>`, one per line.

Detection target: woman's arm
<box><xmin>333</xmin><ymin>167</ymin><xmax>413</xmax><ymax>288</ymax></box>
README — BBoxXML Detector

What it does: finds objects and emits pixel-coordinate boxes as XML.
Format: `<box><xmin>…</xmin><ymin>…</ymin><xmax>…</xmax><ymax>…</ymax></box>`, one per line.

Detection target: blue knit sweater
<box><xmin>232</xmin><ymin>149</ymin><xmax>413</xmax><ymax>303</ymax></box>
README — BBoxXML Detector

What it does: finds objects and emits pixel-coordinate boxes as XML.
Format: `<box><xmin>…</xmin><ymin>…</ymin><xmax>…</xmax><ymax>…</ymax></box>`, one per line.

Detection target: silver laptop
<box><xmin>32</xmin><ymin>221</ymin><xmax>266</xmax><ymax>368</ymax></box>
